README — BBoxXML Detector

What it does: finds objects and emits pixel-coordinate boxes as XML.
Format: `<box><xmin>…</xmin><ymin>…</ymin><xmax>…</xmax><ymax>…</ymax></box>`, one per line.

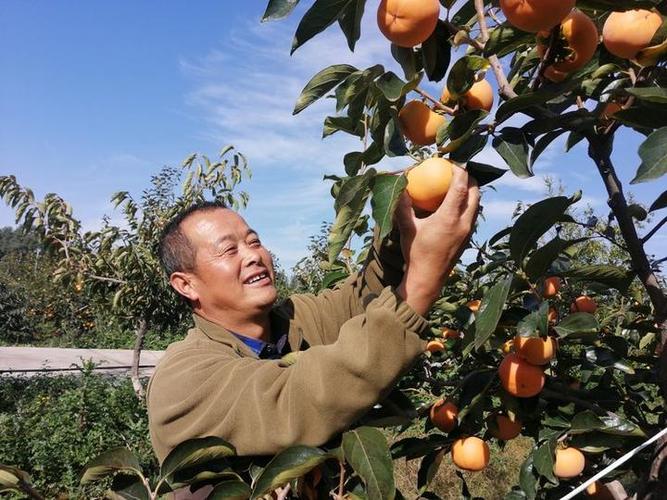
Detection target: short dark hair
<box><xmin>158</xmin><ymin>200</ymin><xmax>227</xmax><ymax>277</ymax></box>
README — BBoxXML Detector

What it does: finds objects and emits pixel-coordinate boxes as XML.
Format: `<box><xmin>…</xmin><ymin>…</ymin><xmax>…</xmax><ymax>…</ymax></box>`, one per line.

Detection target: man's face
<box><xmin>180</xmin><ymin>208</ymin><xmax>277</xmax><ymax>319</ymax></box>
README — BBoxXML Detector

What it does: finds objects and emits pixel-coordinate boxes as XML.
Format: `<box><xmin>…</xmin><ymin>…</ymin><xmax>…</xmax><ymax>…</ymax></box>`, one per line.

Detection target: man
<box><xmin>147</xmin><ymin>166</ymin><xmax>479</xmax><ymax>465</ymax></box>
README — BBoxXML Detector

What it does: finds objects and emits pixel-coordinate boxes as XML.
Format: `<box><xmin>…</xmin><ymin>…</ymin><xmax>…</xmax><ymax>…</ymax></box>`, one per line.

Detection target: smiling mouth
<box><xmin>244</xmin><ymin>272</ymin><xmax>271</xmax><ymax>285</ymax></box>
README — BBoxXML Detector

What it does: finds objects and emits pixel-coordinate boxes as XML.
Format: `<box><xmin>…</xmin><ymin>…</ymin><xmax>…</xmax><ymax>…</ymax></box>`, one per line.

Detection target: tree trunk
<box><xmin>587</xmin><ymin>134</ymin><xmax>667</xmax><ymax>498</ymax></box>
<box><xmin>131</xmin><ymin>318</ymin><xmax>148</xmax><ymax>399</ymax></box>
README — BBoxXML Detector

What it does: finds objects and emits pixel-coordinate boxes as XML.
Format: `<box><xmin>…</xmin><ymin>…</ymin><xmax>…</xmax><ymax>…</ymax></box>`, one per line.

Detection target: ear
<box><xmin>170</xmin><ymin>271</ymin><xmax>199</xmax><ymax>303</ymax></box>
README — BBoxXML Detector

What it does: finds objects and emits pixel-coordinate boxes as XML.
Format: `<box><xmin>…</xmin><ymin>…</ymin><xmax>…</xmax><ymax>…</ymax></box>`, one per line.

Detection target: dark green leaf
<box><xmin>390</xmin><ymin>435</ymin><xmax>449</xmax><ymax>460</ymax></box>
<box><xmin>532</xmin><ymin>440</ymin><xmax>556</xmax><ymax>483</ymax></box>
<box><xmin>519</xmin><ymin>455</ymin><xmax>537</xmax><ymax>500</ymax></box>
<box><xmin>626</xmin><ymin>87</ymin><xmax>667</xmax><ymax>103</ymax></box>
<box><xmin>530</xmin><ymin>130</ymin><xmax>563</xmax><ymax>167</ymax></box>
<box><xmin>649</xmin><ymin>190</ymin><xmax>667</xmax><ymax>212</ymax></box>
<box><xmin>492</xmin><ymin>127</ymin><xmax>531</xmax><ymax>178</ymax></box>
<box><xmin>322</xmin><ymin>270</ymin><xmax>349</xmax><ymax>289</ymax></box>
<box><xmin>525</xmin><ymin>237</ymin><xmax>587</xmax><ymax>280</ymax></box>
<box><xmin>585</xmin><ymin>347</ymin><xmax>636</xmax><ymax>374</ymax></box>
<box><xmin>335</xmin><ymin>65</ymin><xmax>384</xmax><ymax>112</ymax></box>
<box><xmin>251</xmin><ymin>446</ymin><xmax>329</xmax><ymax>498</ymax></box>
<box><xmin>632</xmin><ymin>127</ymin><xmax>667</xmax><ymax>183</ymax></box>
<box><xmin>342</xmin><ymin>427</ymin><xmax>395</xmax><ymax>500</ymax></box>
<box><xmin>291</xmin><ymin>0</ymin><xmax>354</xmax><ymax>54</ymax></box>
<box><xmin>495</xmin><ymin>82</ymin><xmax>579</xmax><ymax>124</ymax></box>
<box><xmin>614</xmin><ymin>104</ymin><xmax>667</xmax><ymax>130</ymax></box>
<box><xmin>553</xmin><ymin>313</ymin><xmax>599</xmax><ymax>339</ymax></box>
<box><xmin>449</xmin><ymin>134</ymin><xmax>488</xmax><ymax>162</ymax></box>
<box><xmin>421</xmin><ymin>20</ymin><xmax>451</xmax><ymax>82</ymax></box>
<box><xmin>208</xmin><ymin>480</ymin><xmax>251</xmax><ymax>499</ymax></box>
<box><xmin>457</xmin><ymin>370</ymin><xmax>496</xmax><ymax>420</ymax></box>
<box><xmin>375</xmin><ymin>71</ymin><xmax>422</xmax><ymax>102</ymax></box>
<box><xmin>509</xmin><ymin>195</ymin><xmax>578</xmax><ymax>265</ymax></box>
<box><xmin>323</xmin><ymin>116</ymin><xmax>364</xmax><ymax>138</ymax></box>
<box><xmin>566</xmin><ymin>131</ymin><xmax>585</xmax><ymax>151</ymax></box>
<box><xmin>262</xmin><ymin>0</ymin><xmax>300</xmax><ymax>21</ymax></box>
<box><xmin>484</xmin><ymin>23</ymin><xmax>533</xmax><ymax>58</ymax></box>
<box><xmin>390</xmin><ymin>44</ymin><xmax>421</xmax><ymax>80</ymax></box>
<box><xmin>466</xmin><ymin>161</ymin><xmax>507</xmax><ymax>187</ymax></box>
<box><xmin>294</xmin><ymin>64</ymin><xmax>357</xmax><ymax>115</ymax></box>
<box><xmin>517</xmin><ymin>302</ymin><xmax>549</xmax><ymax>338</ymax></box>
<box><xmin>371</xmin><ymin>174</ymin><xmax>407</xmax><ymax>241</ymax></box>
<box><xmin>561</xmin><ymin>265</ymin><xmax>635</xmax><ymax>293</ymax></box>
<box><xmin>417</xmin><ymin>451</ymin><xmax>444</xmax><ymax>494</ymax></box>
<box><xmin>80</xmin><ymin>448</ymin><xmax>143</xmax><ymax>484</ymax></box>
<box><xmin>107</xmin><ymin>476</ymin><xmax>151</xmax><ymax>500</ymax></box>
<box><xmin>329</xmin><ymin>171</ymin><xmax>374</xmax><ymax>263</ymax></box>
<box><xmin>446</xmin><ymin>56</ymin><xmax>489</xmax><ymax>96</ymax></box>
<box><xmin>568</xmin><ymin>432</ymin><xmax>632</xmax><ymax>453</ymax></box>
<box><xmin>384</xmin><ymin>113</ymin><xmax>409</xmax><ymax>157</ymax></box>
<box><xmin>338</xmin><ymin>0</ymin><xmax>366</xmax><ymax>51</ymax></box>
<box><xmin>474</xmin><ymin>277</ymin><xmax>512</xmax><ymax>349</ymax></box>
<box><xmin>441</xmin><ymin>109</ymin><xmax>487</xmax><ymax>153</ymax></box>
<box><xmin>160</xmin><ymin>436</ymin><xmax>236</xmax><ymax>480</ymax></box>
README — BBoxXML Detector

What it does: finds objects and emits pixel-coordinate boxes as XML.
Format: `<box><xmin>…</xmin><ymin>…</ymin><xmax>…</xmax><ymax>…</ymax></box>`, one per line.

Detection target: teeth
<box><xmin>246</xmin><ymin>273</ymin><xmax>267</xmax><ymax>284</ymax></box>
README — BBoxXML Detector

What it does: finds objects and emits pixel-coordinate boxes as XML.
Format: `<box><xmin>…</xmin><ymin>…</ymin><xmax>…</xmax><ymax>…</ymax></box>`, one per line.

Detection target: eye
<box><xmin>223</xmin><ymin>245</ymin><xmax>238</xmax><ymax>255</ymax></box>
<box><xmin>248</xmin><ymin>238</ymin><xmax>261</xmax><ymax>247</ymax></box>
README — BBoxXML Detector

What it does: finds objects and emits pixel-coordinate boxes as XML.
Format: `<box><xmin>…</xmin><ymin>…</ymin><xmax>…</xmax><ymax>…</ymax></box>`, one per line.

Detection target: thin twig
<box><xmin>443</xmin><ymin>20</ymin><xmax>484</xmax><ymax>51</ymax></box>
<box><xmin>87</xmin><ymin>273</ymin><xmax>127</xmax><ymax>285</ymax></box>
<box><xmin>414</xmin><ymin>87</ymin><xmax>455</xmax><ymax>114</ymax></box>
<box><xmin>474</xmin><ymin>0</ymin><xmax>490</xmax><ymax>44</ymax></box>
<box><xmin>337</xmin><ymin>460</ymin><xmax>346</xmax><ymax>499</ymax></box>
<box><xmin>643</xmin><ymin>216</ymin><xmax>667</xmax><ymax>244</ymax></box>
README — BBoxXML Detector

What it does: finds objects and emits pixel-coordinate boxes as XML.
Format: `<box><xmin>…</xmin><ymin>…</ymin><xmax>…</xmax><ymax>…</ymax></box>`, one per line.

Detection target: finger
<box><xmin>395</xmin><ymin>191</ymin><xmax>417</xmax><ymax>233</ymax></box>
<box><xmin>461</xmin><ymin>176</ymin><xmax>481</xmax><ymax>227</ymax></box>
<box><xmin>436</xmin><ymin>165</ymin><xmax>469</xmax><ymax>216</ymax></box>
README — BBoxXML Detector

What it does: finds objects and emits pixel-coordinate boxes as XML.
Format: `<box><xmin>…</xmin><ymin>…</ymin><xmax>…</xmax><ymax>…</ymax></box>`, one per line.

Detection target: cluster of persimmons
<box><xmin>425</xmin><ymin>278</ymin><xmax>599</xmax><ymax>480</ymax></box>
<box><xmin>376</xmin><ymin>0</ymin><xmax>664</xmax><ymax>217</ymax></box>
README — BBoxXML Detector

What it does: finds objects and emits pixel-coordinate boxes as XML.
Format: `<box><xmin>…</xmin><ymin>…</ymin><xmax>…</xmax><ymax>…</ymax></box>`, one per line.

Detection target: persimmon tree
<box><xmin>0</xmin><ymin>146</ymin><xmax>251</xmax><ymax>397</ymax></box>
<box><xmin>238</xmin><ymin>0</ymin><xmax>666</xmax><ymax>498</ymax></box>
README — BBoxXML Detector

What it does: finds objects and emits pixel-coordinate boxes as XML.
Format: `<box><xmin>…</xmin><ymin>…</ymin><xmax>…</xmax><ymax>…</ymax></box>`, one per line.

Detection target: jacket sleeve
<box><xmin>295</xmin><ymin>228</ymin><xmax>406</xmax><ymax>346</ymax></box>
<box><xmin>147</xmin><ymin>287</ymin><xmax>427</xmax><ymax>461</ymax></box>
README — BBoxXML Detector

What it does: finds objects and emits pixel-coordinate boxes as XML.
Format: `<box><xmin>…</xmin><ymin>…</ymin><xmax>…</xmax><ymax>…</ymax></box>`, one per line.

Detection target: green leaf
<box><xmin>495</xmin><ymin>82</ymin><xmax>579</xmax><ymax>124</ymax></box>
<box><xmin>473</xmin><ymin>277</ymin><xmax>512</xmax><ymax>349</ymax></box>
<box><xmin>208</xmin><ymin>480</ymin><xmax>252</xmax><ymax>499</ymax></box>
<box><xmin>421</xmin><ymin>21</ymin><xmax>451</xmax><ymax>82</ymax></box>
<box><xmin>484</xmin><ymin>23</ymin><xmax>533</xmax><ymax>58</ymax></box>
<box><xmin>553</xmin><ymin>313</ymin><xmax>599</xmax><ymax>339</ymax></box>
<box><xmin>417</xmin><ymin>451</ymin><xmax>444</xmax><ymax>495</ymax></box>
<box><xmin>440</xmin><ymin>109</ymin><xmax>487</xmax><ymax>153</ymax></box>
<box><xmin>384</xmin><ymin>113</ymin><xmax>409</xmax><ymax>157</ymax></box>
<box><xmin>80</xmin><ymin>448</ymin><xmax>143</xmax><ymax>484</ymax></box>
<box><xmin>568</xmin><ymin>432</ymin><xmax>632</xmax><ymax>453</ymax></box>
<box><xmin>466</xmin><ymin>161</ymin><xmax>506</xmax><ymax>187</ymax></box>
<box><xmin>337</xmin><ymin>0</ymin><xmax>366</xmax><ymax>51</ymax></box>
<box><xmin>626</xmin><ymin>87</ymin><xmax>667</xmax><ymax>103</ymax></box>
<box><xmin>251</xmin><ymin>446</ymin><xmax>329</xmax><ymax>498</ymax></box>
<box><xmin>585</xmin><ymin>347</ymin><xmax>636</xmax><ymax>374</ymax></box>
<box><xmin>530</xmin><ymin>130</ymin><xmax>563</xmax><ymax>167</ymax></box>
<box><xmin>375</xmin><ymin>71</ymin><xmax>422</xmax><ymax>102</ymax></box>
<box><xmin>632</xmin><ymin>127</ymin><xmax>667</xmax><ymax>183</ymax></box>
<box><xmin>323</xmin><ymin>116</ymin><xmax>364</xmax><ymax>138</ymax></box>
<box><xmin>160</xmin><ymin>436</ymin><xmax>236</xmax><ymax>480</ymax></box>
<box><xmin>342</xmin><ymin>427</ymin><xmax>395</xmax><ymax>500</ymax></box>
<box><xmin>509</xmin><ymin>195</ymin><xmax>578</xmax><ymax>265</ymax></box>
<box><xmin>649</xmin><ymin>190</ymin><xmax>667</xmax><ymax>212</ymax></box>
<box><xmin>524</xmin><ymin>237</ymin><xmax>587</xmax><ymax>280</ymax></box>
<box><xmin>532</xmin><ymin>440</ymin><xmax>556</xmax><ymax>483</ymax></box>
<box><xmin>294</xmin><ymin>64</ymin><xmax>357</xmax><ymax>115</ymax></box>
<box><xmin>449</xmin><ymin>134</ymin><xmax>488</xmax><ymax>162</ymax></box>
<box><xmin>322</xmin><ymin>269</ymin><xmax>349</xmax><ymax>289</ymax></box>
<box><xmin>107</xmin><ymin>476</ymin><xmax>151</xmax><ymax>500</ymax></box>
<box><xmin>517</xmin><ymin>302</ymin><xmax>550</xmax><ymax>338</ymax></box>
<box><xmin>492</xmin><ymin>127</ymin><xmax>531</xmax><ymax>178</ymax></box>
<box><xmin>262</xmin><ymin>0</ymin><xmax>300</xmax><ymax>21</ymax></box>
<box><xmin>561</xmin><ymin>265</ymin><xmax>635</xmax><ymax>293</ymax></box>
<box><xmin>446</xmin><ymin>56</ymin><xmax>489</xmax><ymax>96</ymax></box>
<box><xmin>390</xmin><ymin>44</ymin><xmax>421</xmax><ymax>80</ymax></box>
<box><xmin>329</xmin><ymin>171</ymin><xmax>374</xmax><ymax>263</ymax></box>
<box><xmin>390</xmin><ymin>434</ymin><xmax>449</xmax><ymax>460</ymax></box>
<box><xmin>569</xmin><ymin>410</ymin><xmax>645</xmax><ymax>437</ymax></box>
<box><xmin>371</xmin><ymin>174</ymin><xmax>407</xmax><ymax>241</ymax></box>
<box><xmin>291</xmin><ymin>0</ymin><xmax>354</xmax><ymax>54</ymax></box>
<box><xmin>335</xmin><ymin>65</ymin><xmax>384</xmax><ymax>112</ymax></box>
<box><xmin>614</xmin><ymin>104</ymin><xmax>667</xmax><ymax>130</ymax></box>
<box><xmin>518</xmin><ymin>455</ymin><xmax>537</xmax><ymax>500</ymax></box>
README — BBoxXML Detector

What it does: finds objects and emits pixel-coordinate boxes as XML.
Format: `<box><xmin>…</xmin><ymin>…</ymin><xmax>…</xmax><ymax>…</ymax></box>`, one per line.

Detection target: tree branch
<box><xmin>414</xmin><ymin>87</ymin><xmax>455</xmax><ymax>114</ymax></box>
<box><xmin>643</xmin><ymin>215</ymin><xmax>667</xmax><ymax>244</ymax></box>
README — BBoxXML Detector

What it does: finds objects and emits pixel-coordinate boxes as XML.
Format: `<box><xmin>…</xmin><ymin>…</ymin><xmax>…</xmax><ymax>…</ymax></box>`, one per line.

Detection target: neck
<box><xmin>195</xmin><ymin>307</ymin><xmax>272</xmax><ymax>342</ymax></box>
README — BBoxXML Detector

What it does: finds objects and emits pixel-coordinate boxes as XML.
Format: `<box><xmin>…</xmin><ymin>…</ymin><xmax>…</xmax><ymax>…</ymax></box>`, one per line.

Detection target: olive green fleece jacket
<box><xmin>146</xmin><ymin>232</ymin><xmax>429</xmax><ymax>463</ymax></box>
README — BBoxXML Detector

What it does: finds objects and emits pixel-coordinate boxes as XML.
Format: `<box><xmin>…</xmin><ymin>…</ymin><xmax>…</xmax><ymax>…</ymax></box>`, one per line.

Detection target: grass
<box><xmin>393</xmin><ymin>436</ymin><xmax>534</xmax><ymax>499</ymax></box>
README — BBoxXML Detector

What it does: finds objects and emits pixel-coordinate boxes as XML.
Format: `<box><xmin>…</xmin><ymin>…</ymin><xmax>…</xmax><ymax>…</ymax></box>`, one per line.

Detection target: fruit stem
<box><xmin>414</xmin><ymin>87</ymin><xmax>455</xmax><ymax>114</ymax></box>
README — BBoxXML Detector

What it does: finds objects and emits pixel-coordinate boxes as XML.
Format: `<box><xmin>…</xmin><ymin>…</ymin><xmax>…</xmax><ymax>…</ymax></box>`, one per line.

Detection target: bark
<box><xmin>131</xmin><ymin>318</ymin><xmax>148</xmax><ymax>399</ymax></box>
<box><xmin>587</xmin><ymin>133</ymin><xmax>667</xmax><ymax>499</ymax></box>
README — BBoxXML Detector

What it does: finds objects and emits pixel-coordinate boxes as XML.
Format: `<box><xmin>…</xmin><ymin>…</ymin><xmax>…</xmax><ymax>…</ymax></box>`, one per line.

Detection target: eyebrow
<box><xmin>213</xmin><ymin>229</ymin><xmax>259</xmax><ymax>248</ymax></box>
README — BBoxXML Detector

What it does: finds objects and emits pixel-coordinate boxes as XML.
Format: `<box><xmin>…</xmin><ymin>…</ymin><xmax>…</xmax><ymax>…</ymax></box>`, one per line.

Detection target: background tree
<box><xmin>0</xmin><ymin>146</ymin><xmax>251</xmax><ymax>396</ymax></box>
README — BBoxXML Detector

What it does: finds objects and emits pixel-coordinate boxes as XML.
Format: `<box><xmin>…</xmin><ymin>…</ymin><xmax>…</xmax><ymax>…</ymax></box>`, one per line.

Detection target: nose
<box><xmin>241</xmin><ymin>243</ymin><xmax>263</xmax><ymax>267</ymax></box>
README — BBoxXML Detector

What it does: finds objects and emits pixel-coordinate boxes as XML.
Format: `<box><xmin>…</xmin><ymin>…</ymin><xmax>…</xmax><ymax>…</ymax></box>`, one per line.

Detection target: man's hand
<box><xmin>395</xmin><ymin>165</ymin><xmax>480</xmax><ymax>316</ymax></box>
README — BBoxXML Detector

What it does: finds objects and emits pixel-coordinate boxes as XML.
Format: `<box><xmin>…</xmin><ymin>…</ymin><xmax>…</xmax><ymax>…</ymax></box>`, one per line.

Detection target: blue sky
<box><xmin>1</xmin><ymin>1</ymin><xmax>665</xmax><ymax>271</ymax></box>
